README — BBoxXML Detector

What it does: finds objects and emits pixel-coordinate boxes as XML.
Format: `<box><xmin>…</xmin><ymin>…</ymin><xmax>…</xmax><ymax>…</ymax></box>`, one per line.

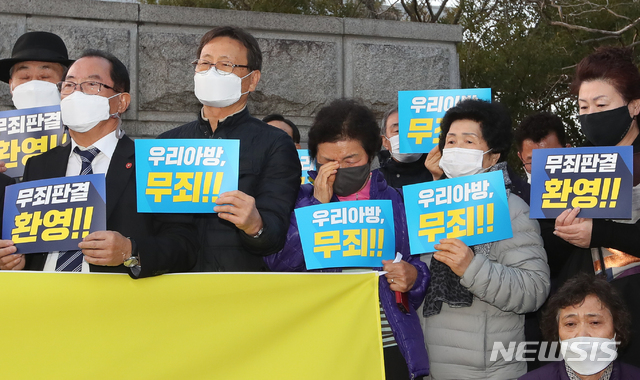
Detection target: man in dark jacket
<box><xmin>159</xmin><ymin>26</ymin><xmax>301</xmax><ymax>272</ymax></box>
<box><xmin>0</xmin><ymin>50</ymin><xmax>197</xmax><ymax>276</ymax></box>
<box><xmin>378</xmin><ymin>108</ymin><xmax>432</xmax><ymax>189</ymax></box>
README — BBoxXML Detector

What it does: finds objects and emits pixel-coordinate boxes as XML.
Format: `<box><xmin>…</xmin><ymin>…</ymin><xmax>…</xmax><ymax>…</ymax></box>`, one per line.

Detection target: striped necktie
<box><xmin>55</xmin><ymin>146</ymin><xmax>101</xmax><ymax>272</ymax></box>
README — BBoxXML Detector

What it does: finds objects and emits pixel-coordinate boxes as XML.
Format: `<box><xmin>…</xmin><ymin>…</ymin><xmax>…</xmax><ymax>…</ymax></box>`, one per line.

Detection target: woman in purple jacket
<box><xmin>265</xmin><ymin>99</ymin><xmax>430</xmax><ymax>380</ymax></box>
<box><xmin>520</xmin><ymin>273</ymin><xmax>640</xmax><ymax>380</ymax></box>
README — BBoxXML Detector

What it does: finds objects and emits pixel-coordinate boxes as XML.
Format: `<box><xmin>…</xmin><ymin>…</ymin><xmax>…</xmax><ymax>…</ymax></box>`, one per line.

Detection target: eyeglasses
<box><xmin>57</xmin><ymin>81</ymin><xmax>117</xmax><ymax>96</ymax></box>
<box><xmin>191</xmin><ymin>59</ymin><xmax>250</xmax><ymax>75</ymax></box>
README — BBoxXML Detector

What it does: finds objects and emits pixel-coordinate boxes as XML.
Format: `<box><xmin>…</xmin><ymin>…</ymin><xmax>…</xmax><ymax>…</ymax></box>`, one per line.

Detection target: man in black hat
<box><xmin>0</xmin><ymin>31</ymin><xmax>73</xmax><ymax>229</ymax></box>
<box><xmin>0</xmin><ymin>31</ymin><xmax>73</xmax><ymax>110</ymax></box>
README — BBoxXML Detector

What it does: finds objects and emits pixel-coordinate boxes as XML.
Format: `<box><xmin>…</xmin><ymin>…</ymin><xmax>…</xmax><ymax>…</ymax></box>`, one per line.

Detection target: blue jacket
<box><xmin>265</xmin><ymin>169</ymin><xmax>430</xmax><ymax>379</ymax></box>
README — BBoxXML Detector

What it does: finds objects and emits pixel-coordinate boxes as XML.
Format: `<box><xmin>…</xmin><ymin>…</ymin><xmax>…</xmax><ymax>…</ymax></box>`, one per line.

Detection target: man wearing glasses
<box><xmin>0</xmin><ymin>50</ymin><xmax>198</xmax><ymax>276</ymax></box>
<box><xmin>160</xmin><ymin>26</ymin><xmax>301</xmax><ymax>272</ymax></box>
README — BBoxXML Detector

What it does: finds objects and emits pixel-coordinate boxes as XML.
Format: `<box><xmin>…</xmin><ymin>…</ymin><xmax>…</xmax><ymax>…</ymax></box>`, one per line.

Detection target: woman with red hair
<box><xmin>553</xmin><ymin>46</ymin><xmax>640</xmax><ymax>367</ymax></box>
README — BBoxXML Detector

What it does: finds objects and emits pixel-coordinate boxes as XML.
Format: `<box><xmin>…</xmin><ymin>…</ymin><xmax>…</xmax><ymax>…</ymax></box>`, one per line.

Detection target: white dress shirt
<box><xmin>42</xmin><ymin>130</ymin><xmax>119</xmax><ymax>272</ymax></box>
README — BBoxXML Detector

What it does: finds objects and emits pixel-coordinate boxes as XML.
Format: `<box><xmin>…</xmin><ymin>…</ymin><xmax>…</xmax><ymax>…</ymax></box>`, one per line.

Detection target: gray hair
<box><xmin>380</xmin><ymin>108</ymin><xmax>398</xmax><ymax>137</ymax></box>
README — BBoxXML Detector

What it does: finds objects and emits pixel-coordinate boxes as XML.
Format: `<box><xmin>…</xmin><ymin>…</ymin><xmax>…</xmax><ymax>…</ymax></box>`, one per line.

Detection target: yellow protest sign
<box><xmin>1</xmin><ymin>271</ymin><xmax>384</xmax><ymax>380</ymax></box>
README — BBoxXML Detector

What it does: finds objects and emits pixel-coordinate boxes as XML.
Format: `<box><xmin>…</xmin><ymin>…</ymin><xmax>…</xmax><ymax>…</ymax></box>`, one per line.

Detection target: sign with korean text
<box><xmin>403</xmin><ymin>170</ymin><xmax>512</xmax><ymax>254</ymax></box>
<box><xmin>135</xmin><ymin>139</ymin><xmax>240</xmax><ymax>213</ymax></box>
<box><xmin>2</xmin><ymin>174</ymin><xmax>107</xmax><ymax>254</ymax></box>
<box><xmin>0</xmin><ymin>105</ymin><xmax>67</xmax><ymax>178</ymax></box>
<box><xmin>398</xmin><ymin>88</ymin><xmax>492</xmax><ymax>154</ymax></box>
<box><xmin>295</xmin><ymin>200</ymin><xmax>396</xmax><ymax>270</ymax></box>
<box><xmin>298</xmin><ymin>149</ymin><xmax>316</xmax><ymax>184</ymax></box>
<box><xmin>530</xmin><ymin>146</ymin><xmax>633</xmax><ymax>219</ymax></box>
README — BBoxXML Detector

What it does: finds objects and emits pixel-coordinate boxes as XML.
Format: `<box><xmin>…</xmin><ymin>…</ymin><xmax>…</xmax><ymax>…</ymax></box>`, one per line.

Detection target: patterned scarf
<box><xmin>423</xmin><ymin>162</ymin><xmax>511</xmax><ymax>317</ymax></box>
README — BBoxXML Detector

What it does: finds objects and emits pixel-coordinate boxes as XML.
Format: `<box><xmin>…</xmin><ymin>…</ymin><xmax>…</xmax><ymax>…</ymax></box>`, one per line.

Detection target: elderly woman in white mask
<box><xmin>520</xmin><ymin>273</ymin><xmax>640</xmax><ymax>379</ymax></box>
<box><xmin>421</xmin><ymin>99</ymin><xmax>550</xmax><ymax>379</ymax></box>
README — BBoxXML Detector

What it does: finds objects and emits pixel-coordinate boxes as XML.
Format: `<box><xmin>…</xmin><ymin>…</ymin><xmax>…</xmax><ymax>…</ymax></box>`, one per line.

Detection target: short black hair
<box><xmin>77</xmin><ymin>49</ymin><xmax>130</xmax><ymax>93</ymax></box>
<box><xmin>438</xmin><ymin>99</ymin><xmax>512</xmax><ymax>162</ymax></box>
<box><xmin>541</xmin><ymin>273</ymin><xmax>631</xmax><ymax>349</ymax></box>
<box><xmin>308</xmin><ymin>99</ymin><xmax>381</xmax><ymax>163</ymax></box>
<box><xmin>515</xmin><ymin>112</ymin><xmax>566</xmax><ymax>152</ymax></box>
<box><xmin>262</xmin><ymin>113</ymin><xmax>300</xmax><ymax>144</ymax></box>
<box><xmin>197</xmin><ymin>26</ymin><xmax>262</xmax><ymax>72</ymax></box>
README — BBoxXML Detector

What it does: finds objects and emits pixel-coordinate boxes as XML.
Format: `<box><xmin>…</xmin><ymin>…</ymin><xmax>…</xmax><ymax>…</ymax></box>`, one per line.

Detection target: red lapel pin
<box><xmin>126</xmin><ymin>162</ymin><xmax>133</xmax><ymax>169</ymax></box>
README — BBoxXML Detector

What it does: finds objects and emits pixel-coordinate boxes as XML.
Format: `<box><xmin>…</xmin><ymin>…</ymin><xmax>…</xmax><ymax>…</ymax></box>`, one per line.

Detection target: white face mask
<box><xmin>11</xmin><ymin>80</ymin><xmax>61</xmax><ymax>109</ymax></box>
<box><xmin>387</xmin><ymin>135</ymin><xmax>422</xmax><ymax>163</ymax></box>
<box><xmin>560</xmin><ymin>336</ymin><xmax>618</xmax><ymax>376</ymax></box>
<box><xmin>525</xmin><ymin>169</ymin><xmax>532</xmax><ymax>184</ymax></box>
<box><xmin>194</xmin><ymin>69</ymin><xmax>252</xmax><ymax>108</ymax></box>
<box><xmin>60</xmin><ymin>91</ymin><xmax>120</xmax><ymax>133</ymax></box>
<box><xmin>439</xmin><ymin>147</ymin><xmax>492</xmax><ymax>178</ymax></box>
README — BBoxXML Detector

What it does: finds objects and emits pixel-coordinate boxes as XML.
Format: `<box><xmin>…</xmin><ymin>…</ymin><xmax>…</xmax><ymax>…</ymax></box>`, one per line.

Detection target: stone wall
<box><xmin>0</xmin><ymin>0</ymin><xmax>462</xmax><ymax>140</ymax></box>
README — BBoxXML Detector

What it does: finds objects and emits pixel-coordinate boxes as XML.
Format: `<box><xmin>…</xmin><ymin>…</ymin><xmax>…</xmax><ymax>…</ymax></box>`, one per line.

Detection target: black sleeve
<box><xmin>590</xmin><ymin>218</ymin><xmax>640</xmax><ymax>258</ymax></box>
<box><xmin>238</xmin><ymin>134</ymin><xmax>302</xmax><ymax>256</ymax></box>
<box><xmin>131</xmin><ymin>213</ymin><xmax>199</xmax><ymax>278</ymax></box>
<box><xmin>538</xmin><ymin>218</ymin><xmax>576</xmax><ymax>279</ymax></box>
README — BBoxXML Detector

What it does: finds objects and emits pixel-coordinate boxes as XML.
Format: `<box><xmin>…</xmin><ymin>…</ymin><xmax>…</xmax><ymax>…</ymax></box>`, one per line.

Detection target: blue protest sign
<box><xmin>530</xmin><ymin>146</ymin><xmax>633</xmax><ymax>219</ymax></box>
<box><xmin>135</xmin><ymin>139</ymin><xmax>240</xmax><ymax>213</ymax></box>
<box><xmin>298</xmin><ymin>149</ymin><xmax>316</xmax><ymax>185</ymax></box>
<box><xmin>0</xmin><ymin>105</ymin><xmax>67</xmax><ymax>178</ymax></box>
<box><xmin>2</xmin><ymin>174</ymin><xmax>107</xmax><ymax>254</ymax></box>
<box><xmin>294</xmin><ymin>200</ymin><xmax>396</xmax><ymax>270</ymax></box>
<box><xmin>398</xmin><ymin>88</ymin><xmax>491</xmax><ymax>154</ymax></box>
<box><xmin>403</xmin><ymin>170</ymin><xmax>512</xmax><ymax>254</ymax></box>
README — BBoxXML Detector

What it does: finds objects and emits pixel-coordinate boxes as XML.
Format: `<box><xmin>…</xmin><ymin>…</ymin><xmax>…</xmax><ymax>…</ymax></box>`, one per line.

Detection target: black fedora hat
<box><xmin>0</xmin><ymin>31</ymin><xmax>74</xmax><ymax>83</ymax></box>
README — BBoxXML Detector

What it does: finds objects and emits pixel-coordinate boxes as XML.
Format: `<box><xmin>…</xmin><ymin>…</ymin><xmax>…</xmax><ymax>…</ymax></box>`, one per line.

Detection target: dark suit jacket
<box><xmin>22</xmin><ymin>135</ymin><xmax>198</xmax><ymax>278</ymax></box>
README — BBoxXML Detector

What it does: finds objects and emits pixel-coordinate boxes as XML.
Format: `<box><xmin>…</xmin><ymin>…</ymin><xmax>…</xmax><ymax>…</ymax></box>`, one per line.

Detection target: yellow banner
<box><xmin>1</xmin><ymin>271</ymin><xmax>384</xmax><ymax>380</ymax></box>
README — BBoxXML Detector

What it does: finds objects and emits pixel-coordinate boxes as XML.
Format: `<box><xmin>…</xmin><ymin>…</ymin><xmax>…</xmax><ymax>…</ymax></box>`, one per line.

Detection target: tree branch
<box><xmin>548</xmin><ymin>15</ymin><xmax>640</xmax><ymax>36</ymax></box>
<box><xmin>433</xmin><ymin>0</ymin><xmax>450</xmax><ymax>23</ymax></box>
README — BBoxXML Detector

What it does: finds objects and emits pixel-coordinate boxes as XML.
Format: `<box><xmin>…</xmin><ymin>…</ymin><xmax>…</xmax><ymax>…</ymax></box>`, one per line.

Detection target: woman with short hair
<box><xmin>266</xmin><ymin>98</ymin><xmax>431</xmax><ymax>380</ymax></box>
<box><xmin>553</xmin><ymin>46</ymin><xmax>640</xmax><ymax>366</ymax></box>
<box><xmin>421</xmin><ymin>99</ymin><xmax>550</xmax><ymax>379</ymax></box>
<box><xmin>520</xmin><ymin>273</ymin><xmax>640</xmax><ymax>379</ymax></box>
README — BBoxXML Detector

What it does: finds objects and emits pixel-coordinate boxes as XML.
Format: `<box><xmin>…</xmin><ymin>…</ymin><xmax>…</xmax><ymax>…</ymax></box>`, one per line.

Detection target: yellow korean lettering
<box><xmin>418</xmin><ymin>211</ymin><xmax>445</xmax><ymax>242</ymax></box>
<box><xmin>313</xmin><ymin>230</ymin><xmax>341</xmax><ymax>259</ymax></box>
<box><xmin>407</xmin><ymin>118</ymin><xmax>434</xmax><ymax>145</ymax></box>
<box><xmin>146</xmin><ymin>172</ymin><xmax>172</xmax><ymax>202</ymax></box>
<box><xmin>41</xmin><ymin>208</ymin><xmax>73</xmax><ymax>241</ymax></box>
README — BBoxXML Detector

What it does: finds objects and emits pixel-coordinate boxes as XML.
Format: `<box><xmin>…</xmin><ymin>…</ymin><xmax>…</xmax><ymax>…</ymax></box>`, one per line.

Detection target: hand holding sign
<box><xmin>135</xmin><ymin>139</ymin><xmax>240</xmax><ymax>213</ymax></box>
<box><xmin>78</xmin><ymin>230</ymin><xmax>132</xmax><ymax>266</ymax></box>
<box><xmin>214</xmin><ymin>190</ymin><xmax>263</xmax><ymax>237</ymax></box>
<box><xmin>553</xmin><ymin>207</ymin><xmax>593</xmax><ymax>248</ymax></box>
<box><xmin>3</xmin><ymin>174</ymin><xmax>107</xmax><ymax>254</ymax></box>
<box><xmin>382</xmin><ymin>258</ymin><xmax>417</xmax><ymax>292</ymax></box>
<box><xmin>433</xmin><ymin>238</ymin><xmax>475</xmax><ymax>277</ymax></box>
<box><xmin>0</xmin><ymin>239</ymin><xmax>23</xmax><ymax>270</ymax></box>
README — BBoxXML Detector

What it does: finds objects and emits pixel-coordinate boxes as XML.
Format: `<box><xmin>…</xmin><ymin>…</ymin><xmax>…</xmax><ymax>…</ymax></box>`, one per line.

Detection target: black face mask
<box><xmin>578</xmin><ymin>105</ymin><xmax>635</xmax><ymax>146</ymax></box>
<box><xmin>332</xmin><ymin>163</ymin><xmax>371</xmax><ymax>196</ymax></box>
